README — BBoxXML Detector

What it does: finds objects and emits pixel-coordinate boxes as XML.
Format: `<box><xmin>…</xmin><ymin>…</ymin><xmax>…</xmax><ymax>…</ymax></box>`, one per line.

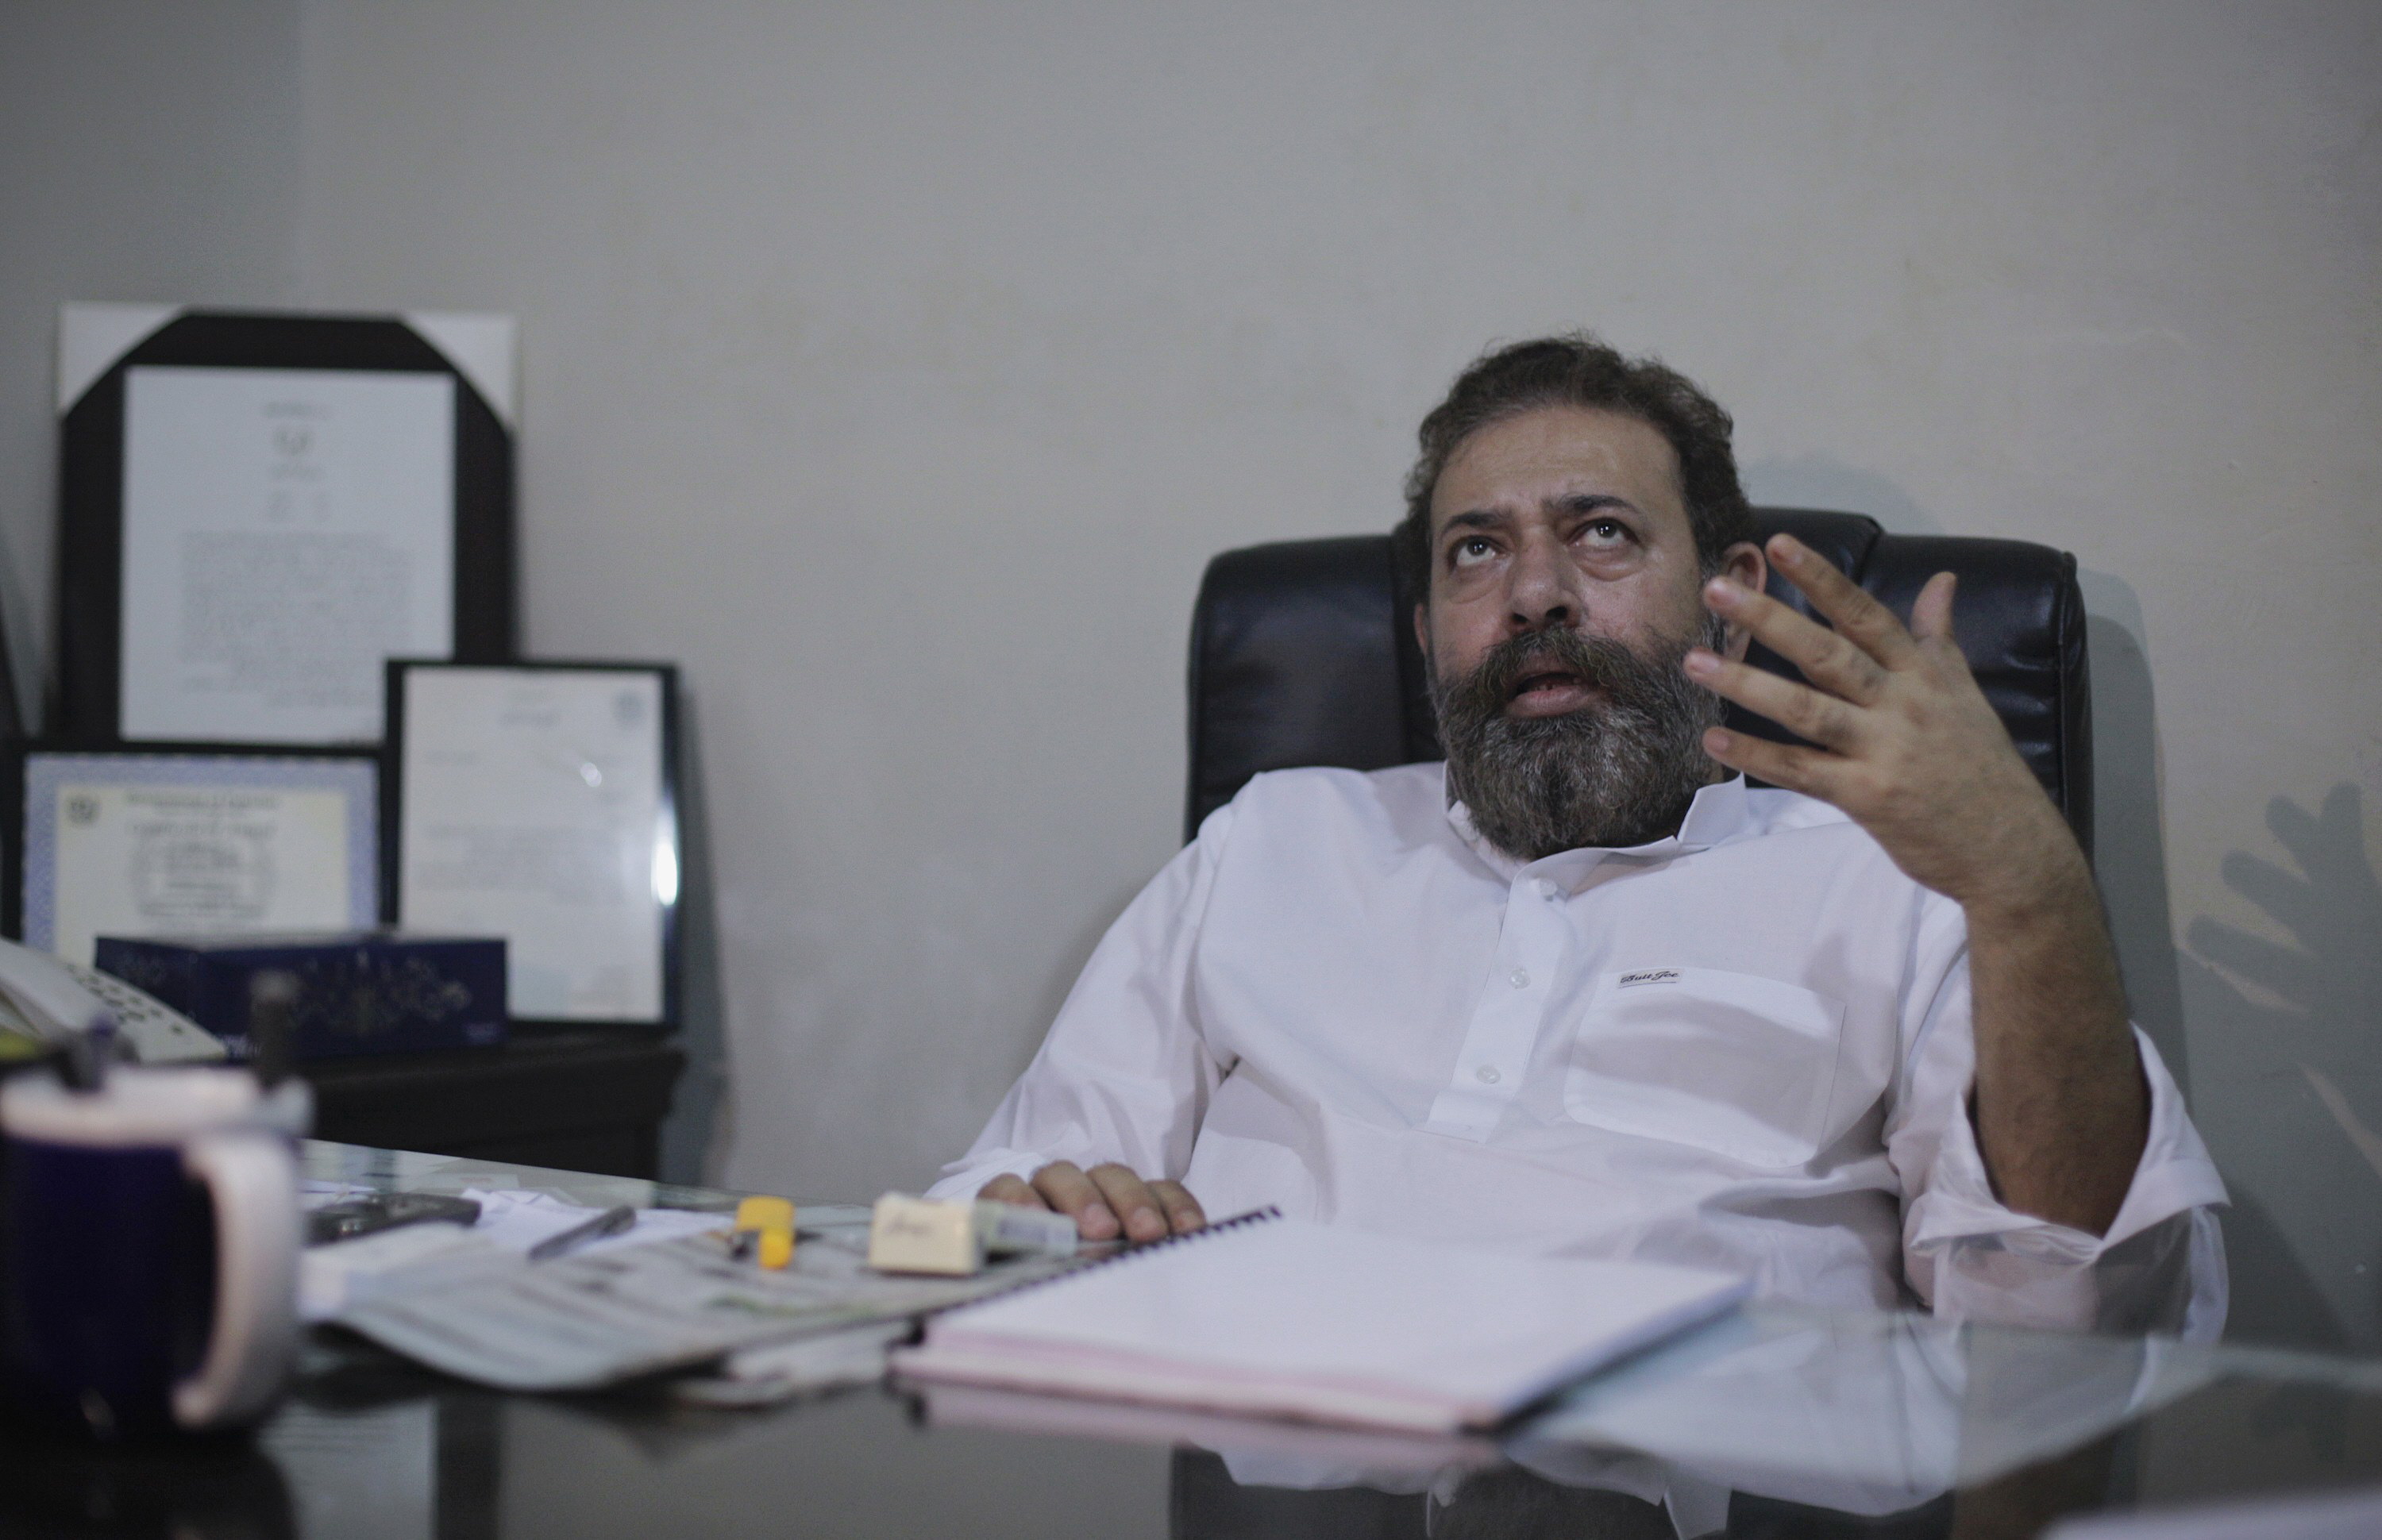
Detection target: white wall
<box><xmin>3</xmin><ymin>0</ymin><xmax>2377</xmax><ymax>1348</ymax></box>
<box><xmin>0</xmin><ymin>0</ymin><xmax>302</xmax><ymax>714</ymax></box>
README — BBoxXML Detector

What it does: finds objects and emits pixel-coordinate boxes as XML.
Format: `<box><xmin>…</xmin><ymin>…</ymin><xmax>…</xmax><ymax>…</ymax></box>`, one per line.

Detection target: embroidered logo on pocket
<box><xmin>1617</xmin><ymin>968</ymin><xmax>1681</xmax><ymax>988</ymax></box>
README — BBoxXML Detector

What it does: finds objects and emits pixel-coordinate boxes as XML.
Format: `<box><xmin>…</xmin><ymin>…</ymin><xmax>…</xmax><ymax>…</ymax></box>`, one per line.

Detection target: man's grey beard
<box><xmin>1428</xmin><ymin>614</ymin><xmax>1729</xmax><ymax>861</ymax></box>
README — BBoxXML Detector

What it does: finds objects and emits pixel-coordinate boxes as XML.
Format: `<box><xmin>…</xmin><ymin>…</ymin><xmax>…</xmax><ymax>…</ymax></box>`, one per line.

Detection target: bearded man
<box><xmin>929</xmin><ymin>335</ymin><xmax>2226</xmax><ymax>1335</ymax></box>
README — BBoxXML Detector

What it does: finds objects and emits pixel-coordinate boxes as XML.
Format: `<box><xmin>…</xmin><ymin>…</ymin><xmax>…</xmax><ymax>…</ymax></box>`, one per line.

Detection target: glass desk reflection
<box><xmin>8</xmin><ymin>1142</ymin><xmax>2379</xmax><ymax>1540</ymax></box>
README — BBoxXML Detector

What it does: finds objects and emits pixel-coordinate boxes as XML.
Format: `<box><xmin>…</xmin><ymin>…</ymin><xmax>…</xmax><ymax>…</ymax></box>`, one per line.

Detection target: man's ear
<box><xmin>1717</xmin><ymin>541</ymin><xmax>1767</xmax><ymax>660</ymax></box>
<box><xmin>1412</xmin><ymin>601</ymin><xmax>1430</xmax><ymax>661</ymax></box>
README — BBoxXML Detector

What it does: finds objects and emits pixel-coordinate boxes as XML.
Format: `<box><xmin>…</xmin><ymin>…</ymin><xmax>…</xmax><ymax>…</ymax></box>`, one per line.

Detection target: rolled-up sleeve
<box><xmin>924</xmin><ymin>805</ymin><xmax>1235</xmax><ymax>1202</ymax></box>
<box><xmin>1887</xmin><ymin>896</ymin><xmax>2231</xmax><ymax>1341</ymax></box>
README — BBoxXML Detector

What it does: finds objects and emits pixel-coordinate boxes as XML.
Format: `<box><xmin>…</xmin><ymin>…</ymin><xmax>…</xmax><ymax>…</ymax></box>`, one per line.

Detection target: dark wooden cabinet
<box><xmin>305</xmin><ymin>1030</ymin><xmax>685</xmax><ymax>1178</ymax></box>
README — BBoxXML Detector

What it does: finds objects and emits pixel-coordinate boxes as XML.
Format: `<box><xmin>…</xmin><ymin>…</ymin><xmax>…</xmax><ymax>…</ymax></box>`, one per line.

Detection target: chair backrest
<box><xmin>1184</xmin><ymin>509</ymin><xmax>2092</xmax><ymax>856</ymax></box>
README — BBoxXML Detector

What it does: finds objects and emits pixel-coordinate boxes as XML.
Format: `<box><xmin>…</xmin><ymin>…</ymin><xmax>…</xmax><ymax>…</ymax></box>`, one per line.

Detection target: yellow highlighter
<box><xmin>730</xmin><ymin>1195</ymin><xmax>796</xmax><ymax>1269</ymax></box>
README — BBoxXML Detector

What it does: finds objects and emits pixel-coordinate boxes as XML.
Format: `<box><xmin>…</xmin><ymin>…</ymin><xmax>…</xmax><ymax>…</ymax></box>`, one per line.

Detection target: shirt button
<box><xmin>1508</xmin><ymin>968</ymin><xmax>1530</xmax><ymax>989</ymax></box>
<box><xmin>1474</xmin><ymin>1065</ymin><xmax>1501</xmax><ymax>1084</ymax></box>
<box><xmin>1536</xmin><ymin>880</ymin><xmax>1559</xmax><ymax>900</ymax></box>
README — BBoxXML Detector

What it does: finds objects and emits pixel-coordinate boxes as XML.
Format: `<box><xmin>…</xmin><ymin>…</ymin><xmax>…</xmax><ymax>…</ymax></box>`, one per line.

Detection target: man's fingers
<box><xmin>1147</xmin><ymin>1180</ymin><xmax>1208</xmax><ymax>1235</ymax></box>
<box><xmin>1910</xmin><ymin>571</ymin><xmax>1957</xmax><ymax>645</ymax></box>
<box><xmin>1087</xmin><ymin>1163</ymin><xmax>1172</xmax><ymax>1242</ymax></box>
<box><xmin>1760</xmin><ymin>535</ymin><xmax>1923</xmax><ymax>669</ymax></box>
<box><xmin>1028</xmin><ymin>1161</ymin><xmax>1120</xmax><ymax>1240</ymax></box>
<box><xmin>1685</xmin><ymin>650</ymin><xmax>1864</xmax><ymax>749</ymax></box>
<box><xmin>1023</xmin><ymin>1161</ymin><xmax>1195</xmax><ymax>1242</ymax></box>
<box><xmin>1701</xmin><ymin>575</ymin><xmax>1891</xmax><ymax>706</ymax></box>
<box><xmin>1702</xmin><ymin>726</ymin><xmax>1844</xmax><ymax>802</ymax></box>
<box><xmin>977</xmin><ymin>1173</ymin><xmax>1047</xmax><ymax>1210</ymax></box>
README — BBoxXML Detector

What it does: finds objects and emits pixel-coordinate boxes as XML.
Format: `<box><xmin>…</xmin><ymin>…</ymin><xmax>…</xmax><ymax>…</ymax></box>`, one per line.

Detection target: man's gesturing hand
<box><xmin>1684</xmin><ymin>533</ymin><xmax>2077</xmax><ymax>913</ymax></box>
<box><xmin>1688</xmin><ymin>533</ymin><xmax>2148</xmax><ymax>1236</ymax></box>
<box><xmin>979</xmin><ymin>1161</ymin><xmax>1206</xmax><ymax>1242</ymax></box>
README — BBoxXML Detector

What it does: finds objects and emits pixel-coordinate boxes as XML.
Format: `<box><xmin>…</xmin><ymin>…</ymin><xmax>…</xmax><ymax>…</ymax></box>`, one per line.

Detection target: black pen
<box><xmin>529</xmin><ymin>1203</ymin><xmax>637</xmax><ymax>1261</ymax></box>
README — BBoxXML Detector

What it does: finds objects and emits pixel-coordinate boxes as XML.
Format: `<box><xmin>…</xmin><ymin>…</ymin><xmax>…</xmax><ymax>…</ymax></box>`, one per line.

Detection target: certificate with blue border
<box><xmin>9</xmin><ymin>747</ymin><xmax>380</xmax><ymax>964</ymax></box>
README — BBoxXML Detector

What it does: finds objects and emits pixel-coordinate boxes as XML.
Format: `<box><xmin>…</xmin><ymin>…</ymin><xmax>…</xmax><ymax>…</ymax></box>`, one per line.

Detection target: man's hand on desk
<box><xmin>980</xmin><ymin>1161</ymin><xmax>1207</xmax><ymax>1242</ymax></box>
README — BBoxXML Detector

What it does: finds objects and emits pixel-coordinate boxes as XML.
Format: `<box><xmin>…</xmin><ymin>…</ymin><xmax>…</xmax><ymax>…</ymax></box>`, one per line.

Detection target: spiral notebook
<box><xmin>889</xmin><ymin>1211</ymin><xmax>1750</xmax><ymax>1434</ymax></box>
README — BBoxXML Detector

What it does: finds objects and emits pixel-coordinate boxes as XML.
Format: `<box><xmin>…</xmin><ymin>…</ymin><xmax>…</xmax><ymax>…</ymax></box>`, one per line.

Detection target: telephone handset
<box><xmin>0</xmin><ymin>935</ymin><xmax>226</xmax><ymax>1065</ymax></box>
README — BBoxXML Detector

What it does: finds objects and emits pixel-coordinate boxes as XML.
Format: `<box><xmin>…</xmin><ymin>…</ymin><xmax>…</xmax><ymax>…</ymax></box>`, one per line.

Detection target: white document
<box><xmin>398</xmin><ymin>668</ymin><xmax>669</xmax><ymax>1020</ymax></box>
<box><xmin>29</xmin><ymin>754</ymin><xmax>377</xmax><ymax>964</ymax></box>
<box><xmin>120</xmin><ymin>364</ymin><xmax>455</xmax><ymax>743</ymax></box>
<box><xmin>892</xmin><ymin>1216</ymin><xmax>1750</xmax><ymax>1433</ymax></box>
<box><xmin>456</xmin><ymin>1188</ymin><xmax>729</xmax><ymax>1257</ymax></box>
<box><xmin>336</xmin><ymin>1230</ymin><xmax>1085</xmax><ymax>1392</ymax></box>
<box><xmin>299</xmin><ymin>1191</ymin><xmax>733</xmax><ymax>1322</ymax></box>
<box><xmin>49</xmin><ymin>783</ymin><xmax>354</xmax><ymax>964</ymax></box>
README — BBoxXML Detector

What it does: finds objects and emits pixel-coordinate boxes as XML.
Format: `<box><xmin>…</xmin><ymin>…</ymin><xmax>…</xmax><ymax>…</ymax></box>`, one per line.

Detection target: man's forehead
<box><xmin>1430</xmin><ymin>406</ymin><xmax>1686</xmax><ymax>529</ymax></box>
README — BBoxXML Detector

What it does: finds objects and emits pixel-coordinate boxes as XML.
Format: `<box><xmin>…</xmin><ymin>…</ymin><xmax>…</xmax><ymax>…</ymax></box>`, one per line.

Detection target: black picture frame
<box><xmin>385</xmin><ymin>659</ymin><xmax>680</xmax><ymax>1034</ymax></box>
<box><xmin>54</xmin><ymin>309</ymin><xmax>515</xmax><ymax>745</ymax></box>
<box><xmin>4</xmin><ymin>740</ymin><xmax>384</xmax><ymax>956</ymax></box>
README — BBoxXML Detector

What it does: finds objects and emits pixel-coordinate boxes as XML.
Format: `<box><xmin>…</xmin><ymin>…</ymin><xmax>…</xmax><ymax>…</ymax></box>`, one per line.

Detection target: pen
<box><xmin>529</xmin><ymin>1203</ymin><xmax>636</xmax><ymax>1261</ymax></box>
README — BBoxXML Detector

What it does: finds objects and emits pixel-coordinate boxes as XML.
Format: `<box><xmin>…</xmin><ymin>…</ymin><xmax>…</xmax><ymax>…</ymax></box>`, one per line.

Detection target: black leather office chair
<box><xmin>1185</xmin><ymin>510</ymin><xmax>2092</xmax><ymax>857</ymax></box>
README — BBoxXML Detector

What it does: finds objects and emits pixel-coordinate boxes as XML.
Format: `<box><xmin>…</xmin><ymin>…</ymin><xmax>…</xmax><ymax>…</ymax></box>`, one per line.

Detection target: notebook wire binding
<box><xmin>908</xmin><ymin>1205</ymin><xmax>1284</xmax><ymax>1333</ymax></box>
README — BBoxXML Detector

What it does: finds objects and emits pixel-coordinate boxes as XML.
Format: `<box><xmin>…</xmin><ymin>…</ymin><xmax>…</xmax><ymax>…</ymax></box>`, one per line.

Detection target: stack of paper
<box><xmin>333</xmin><ymin>1229</ymin><xmax>1086</xmax><ymax>1392</ymax></box>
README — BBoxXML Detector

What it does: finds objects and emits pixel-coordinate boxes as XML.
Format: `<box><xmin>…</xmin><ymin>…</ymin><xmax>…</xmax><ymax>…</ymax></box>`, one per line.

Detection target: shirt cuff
<box><xmin>923</xmin><ymin>1149</ymin><xmax>1054</xmax><ymax>1204</ymax></box>
<box><xmin>1905</xmin><ymin>1026</ymin><xmax>2230</xmax><ymax>1265</ymax></box>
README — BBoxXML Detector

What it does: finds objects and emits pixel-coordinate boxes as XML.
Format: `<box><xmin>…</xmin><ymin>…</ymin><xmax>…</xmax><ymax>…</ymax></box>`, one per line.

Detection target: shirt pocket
<box><xmin>1562</xmin><ymin>968</ymin><xmax>1848</xmax><ymax>1168</ymax></box>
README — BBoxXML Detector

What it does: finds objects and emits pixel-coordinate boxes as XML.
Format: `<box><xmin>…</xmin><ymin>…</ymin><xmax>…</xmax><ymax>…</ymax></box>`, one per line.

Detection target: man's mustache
<box><xmin>1443</xmin><ymin>626</ymin><xmax>1666</xmax><ymax>719</ymax></box>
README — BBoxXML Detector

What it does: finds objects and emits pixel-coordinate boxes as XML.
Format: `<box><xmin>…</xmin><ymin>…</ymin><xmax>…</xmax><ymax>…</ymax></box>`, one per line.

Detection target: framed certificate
<box><xmin>388</xmin><ymin>660</ymin><xmax>680</xmax><ymax>1029</ymax></box>
<box><xmin>5</xmin><ymin>745</ymin><xmax>381</xmax><ymax>964</ymax></box>
<box><xmin>54</xmin><ymin>305</ymin><xmax>517</xmax><ymax>745</ymax></box>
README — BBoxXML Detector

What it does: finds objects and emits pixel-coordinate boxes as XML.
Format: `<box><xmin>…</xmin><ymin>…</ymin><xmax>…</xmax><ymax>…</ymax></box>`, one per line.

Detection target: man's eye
<box><xmin>1451</xmin><ymin>537</ymin><xmax>1497</xmax><ymax>568</ymax></box>
<box><xmin>1579</xmin><ymin>518</ymin><xmax>1631</xmax><ymax>549</ymax></box>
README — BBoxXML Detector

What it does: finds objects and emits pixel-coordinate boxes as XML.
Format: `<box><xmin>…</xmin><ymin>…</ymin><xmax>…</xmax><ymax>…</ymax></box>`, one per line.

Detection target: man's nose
<box><xmin>1504</xmin><ymin>532</ymin><xmax>1580</xmax><ymax>633</ymax></box>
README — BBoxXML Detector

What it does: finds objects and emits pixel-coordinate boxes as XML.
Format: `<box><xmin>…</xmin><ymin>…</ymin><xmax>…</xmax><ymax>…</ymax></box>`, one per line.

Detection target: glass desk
<box><xmin>7</xmin><ymin>1143</ymin><xmax>2380</xmax><ymax>1540</ymax></box>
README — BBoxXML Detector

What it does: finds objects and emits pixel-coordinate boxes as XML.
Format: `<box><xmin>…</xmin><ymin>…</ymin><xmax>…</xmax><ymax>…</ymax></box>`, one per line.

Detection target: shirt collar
<box><xmin>1445</xmin><ymin>772</ymin><xmax>1756</xmax><ymax>884</ymax></box>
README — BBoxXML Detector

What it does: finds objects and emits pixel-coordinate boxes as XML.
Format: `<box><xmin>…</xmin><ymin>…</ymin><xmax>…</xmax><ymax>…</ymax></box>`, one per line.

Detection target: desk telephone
<box><xmin>0</xmin><ymin>935</ymin><xmax>225</xmax><ymax>1065</ymax></box>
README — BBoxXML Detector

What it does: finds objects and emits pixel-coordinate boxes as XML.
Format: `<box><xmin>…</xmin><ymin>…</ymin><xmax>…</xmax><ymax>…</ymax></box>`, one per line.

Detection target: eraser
<box><xmin>868</xmin><ymin>1193</ymin><xmax>983</xmax><ymax>1276</ymax></box>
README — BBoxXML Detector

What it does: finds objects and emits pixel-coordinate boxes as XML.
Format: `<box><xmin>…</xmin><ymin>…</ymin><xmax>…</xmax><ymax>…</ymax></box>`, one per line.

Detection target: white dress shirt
<box><xmin>932</xmin><ymin>765</ymin><xmax>2229</xmax><ymax>1338</ymax></box>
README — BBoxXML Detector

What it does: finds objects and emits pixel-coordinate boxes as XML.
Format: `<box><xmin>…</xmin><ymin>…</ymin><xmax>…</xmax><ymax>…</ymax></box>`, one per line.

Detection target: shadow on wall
<box><xmin>2064</xmin><ymin>576</ymin><xmax>2368</xmax><ymax>1350</ymax></box>
<box><xmin>659</xmin><ymin>688</ymin><xmax>730</xmax><ymax>1187</ymax></box>
<box><xmin>2183</xmin><ymin>784</ymin><xmax>2382</xmax><ymax>1350</ymax></box>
